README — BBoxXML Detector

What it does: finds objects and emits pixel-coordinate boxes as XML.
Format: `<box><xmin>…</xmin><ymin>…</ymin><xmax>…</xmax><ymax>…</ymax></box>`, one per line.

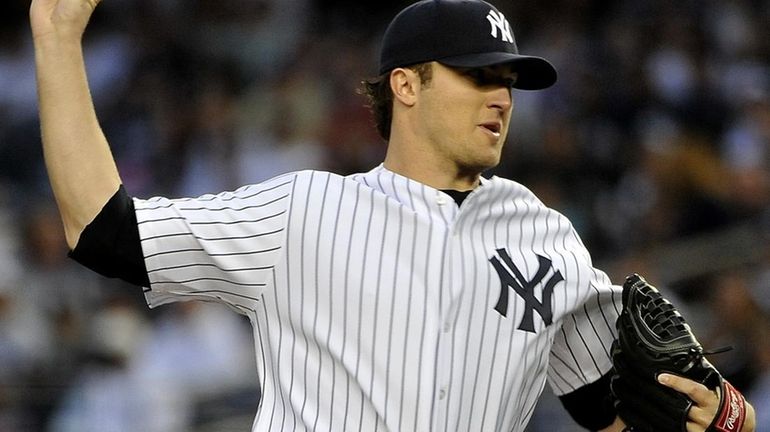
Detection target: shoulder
<box><xmin>133</xmin><ymin>170</ymin><xmax>319</xmax><ymax>212</ymax></box>
<box><xmin>484</xmin><ymin>175</ymin><xmax>542</xmax><ymax>201</ymax></box>
<box><xmin>483</xmin><ymin>175</ymin><xmax>587</xmax><ymax>249</ymax></box>
<box><xmin>484</xmin><ymin>175</ymin><xmax>567</xmax><ymax>218</ymax></box>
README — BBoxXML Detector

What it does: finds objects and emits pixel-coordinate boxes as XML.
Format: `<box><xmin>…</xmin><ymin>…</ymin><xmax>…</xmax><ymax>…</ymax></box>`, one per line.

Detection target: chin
<box><xmin>479</xmin><ymin>151</ymin><xmax>503</xmax><ymax>170</ymax></box>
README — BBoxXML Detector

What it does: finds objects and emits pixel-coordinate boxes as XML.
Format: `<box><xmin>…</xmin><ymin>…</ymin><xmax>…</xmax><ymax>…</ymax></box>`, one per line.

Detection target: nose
<box><xmin>487</xmin><ymin>87</ymin><xmax>513</xmax><ymax>112</ymax></box>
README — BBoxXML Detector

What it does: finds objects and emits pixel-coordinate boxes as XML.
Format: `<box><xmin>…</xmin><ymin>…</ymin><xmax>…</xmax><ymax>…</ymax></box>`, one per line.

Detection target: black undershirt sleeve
<box><xmin>68</xmin><ymin>185</ymin><xmax>150</xmax><ymax>287</ymax></box>
<box><xmin>558</xmin><ymin>371</ymin><xmax>617</xmax><ymax>430</ymax></box>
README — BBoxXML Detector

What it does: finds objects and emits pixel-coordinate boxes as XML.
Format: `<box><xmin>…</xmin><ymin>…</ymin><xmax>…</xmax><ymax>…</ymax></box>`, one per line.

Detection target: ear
<box><xmin>390</xmin><ymin>68</ymin><xmax>420</xmax><ymax>107</ymax></box>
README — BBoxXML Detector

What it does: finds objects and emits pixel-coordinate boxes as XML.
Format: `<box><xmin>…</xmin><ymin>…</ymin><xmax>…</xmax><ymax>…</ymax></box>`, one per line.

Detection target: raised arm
<box><xmin>31</xmin><ymin>0</ymin><xmax>121</xmax><ymax>249</ymax></box>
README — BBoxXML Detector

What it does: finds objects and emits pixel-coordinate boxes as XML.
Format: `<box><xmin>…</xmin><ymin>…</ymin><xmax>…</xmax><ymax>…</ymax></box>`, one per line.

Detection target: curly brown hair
<box><xmin>360</xmin><ymin>63</ymin><xmax>433</xmax><ymax>141</ymax></box>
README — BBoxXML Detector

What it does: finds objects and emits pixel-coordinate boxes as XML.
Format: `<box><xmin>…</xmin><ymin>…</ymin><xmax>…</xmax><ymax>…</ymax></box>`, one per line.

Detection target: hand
<box><xmin>30</xmin><ymin>0</ymin><xmax>100</xmax><ymax>42</ymax></box>
<box><xmin>658</xmin><ymin>373</ymin><xmax>756</xmax><ymax>432</ymax></box>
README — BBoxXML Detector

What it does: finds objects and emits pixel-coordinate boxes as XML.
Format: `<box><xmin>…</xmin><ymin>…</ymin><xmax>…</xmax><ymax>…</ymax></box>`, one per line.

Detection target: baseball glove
<box><xmin>610</xmin><ymin>274</ymin><xmax>747</xmax><ymax>432</ymax></box>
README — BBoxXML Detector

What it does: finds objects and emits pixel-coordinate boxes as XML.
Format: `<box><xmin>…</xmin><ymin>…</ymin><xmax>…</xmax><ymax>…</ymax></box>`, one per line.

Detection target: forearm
<box><xmin>34</xmin><ymin>33</ymin><xmax>121</xmax><ymax>248</ymax></box>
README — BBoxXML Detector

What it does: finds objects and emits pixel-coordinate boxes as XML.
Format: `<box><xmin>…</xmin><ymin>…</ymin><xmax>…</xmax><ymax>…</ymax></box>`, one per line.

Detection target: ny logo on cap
<box><xmin>486</xmin><ymin>10</ymin><xmax>514</xmax><ymax>43</ymax></box>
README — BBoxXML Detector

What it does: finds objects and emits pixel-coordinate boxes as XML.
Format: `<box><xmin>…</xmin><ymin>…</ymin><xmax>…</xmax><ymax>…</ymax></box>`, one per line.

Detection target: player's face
<box><xmin>416</xmin><ymin>62</ymin><xmax>515</xmax><ymax>174</ymax></box>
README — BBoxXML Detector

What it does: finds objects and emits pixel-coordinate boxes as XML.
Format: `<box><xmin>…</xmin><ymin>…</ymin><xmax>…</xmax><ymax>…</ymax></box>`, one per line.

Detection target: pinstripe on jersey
<box><xmin>135</xmin><ymin>165</ymin><xmax>622</xmax><ymax>432</ymax></box>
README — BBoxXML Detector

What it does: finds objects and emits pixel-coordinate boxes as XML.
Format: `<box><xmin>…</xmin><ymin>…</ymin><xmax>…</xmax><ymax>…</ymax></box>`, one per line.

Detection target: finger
<box><xmin>687</xmin><ymin>405</ymin><xmax>716</xmax><ymax>426</ymax></box>
<box><xmin>658</xmin><ymin>373</ymin><xmax>718</xmax><ymax>406</ymax></box>
<box><xmin>86</xmin><ymin>0</ymin><xmax>101</xmax><ymax>9</ymax></box>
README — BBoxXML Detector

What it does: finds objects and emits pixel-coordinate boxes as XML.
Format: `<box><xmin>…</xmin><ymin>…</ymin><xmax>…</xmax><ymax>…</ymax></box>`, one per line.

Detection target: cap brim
<box><xmin>439</xmin><ymin>53</ymin><xmax>557</xmax><ymax>90</ymax></box>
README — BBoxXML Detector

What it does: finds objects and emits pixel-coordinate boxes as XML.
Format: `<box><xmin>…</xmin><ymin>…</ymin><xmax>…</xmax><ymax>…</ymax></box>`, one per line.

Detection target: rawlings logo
<box><xmin>726</xmin><ymin>394</ymin><xmax>740</xmax><ymax>429</ymax></box>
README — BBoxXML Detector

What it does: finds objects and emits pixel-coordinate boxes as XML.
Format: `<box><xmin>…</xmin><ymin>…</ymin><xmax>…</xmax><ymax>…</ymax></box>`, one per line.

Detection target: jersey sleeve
<box><xmin>134</xmin><ymin>175</ymin><xmax>295</xmax><ymax>310</ymax></box>
<box><xmin>547</xmin><ymin>236</ymin><xmax>623</xmax><ymax>396</ymax></box>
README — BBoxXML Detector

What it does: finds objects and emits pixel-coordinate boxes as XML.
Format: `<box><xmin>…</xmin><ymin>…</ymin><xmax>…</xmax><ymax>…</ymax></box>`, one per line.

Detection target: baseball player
<box><xmin>31</xmin><ymin>0</ymin><xmax>756</xmax><ymax>430</ymax></box>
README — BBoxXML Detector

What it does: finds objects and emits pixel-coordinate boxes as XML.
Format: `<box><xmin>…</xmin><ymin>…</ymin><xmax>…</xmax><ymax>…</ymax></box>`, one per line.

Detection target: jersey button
<box><xmin>436</xmin><ymin>191</ymin><xmax>447</xmax><ymax>205</ymax></box>
<box><xmin>442</xmin><ymin>323</ymin><xmax>451</xmax><ymax>333</ymax></box>
<box><xmin>439</xmin><ymin>388</ymin><xmax>447</xmax><ymax>400</ymax></box>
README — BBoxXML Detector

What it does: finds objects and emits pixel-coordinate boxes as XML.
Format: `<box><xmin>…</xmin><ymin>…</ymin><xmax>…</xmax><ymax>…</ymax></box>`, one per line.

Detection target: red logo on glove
<box><xmin>711</xmin><ymin>381</ymin><xmax>746</xmax><ymax>432</ymax></box>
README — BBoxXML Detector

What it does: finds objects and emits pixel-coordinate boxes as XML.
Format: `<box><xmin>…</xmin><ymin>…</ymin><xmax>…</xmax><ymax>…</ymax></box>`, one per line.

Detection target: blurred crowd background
<box><xmin>0</xmin><ymin>0</ymin><xmax>768</xmax><ymax>430</ymax></box>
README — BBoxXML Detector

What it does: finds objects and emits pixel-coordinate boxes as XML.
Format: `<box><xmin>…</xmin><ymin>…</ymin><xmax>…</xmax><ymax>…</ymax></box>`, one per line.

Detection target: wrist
<box><xmin>32</xmin><ymin>30</ymin><xmax>84</xmax><ymax>51</ymax></box>
<box><xmin>33</xmin><ymin>35</ymin><xmax>85</xmax><ymax>69</ymax></box>
<box><xmin>598</xmin><ymin>416</ymin><xmax>627</xmax><ymax>432</ymax></box>
<box><xmin>741</xmin><ymin>401</ymin><xmax>756</xmax><ymax>432</ymax></box>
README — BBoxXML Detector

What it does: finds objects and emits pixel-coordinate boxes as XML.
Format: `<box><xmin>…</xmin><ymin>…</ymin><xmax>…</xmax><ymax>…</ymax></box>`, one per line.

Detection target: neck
<box><xmin>383</xmin><ymin>146</ymin><xmax>481</xmax><ymax>191</ymax></box>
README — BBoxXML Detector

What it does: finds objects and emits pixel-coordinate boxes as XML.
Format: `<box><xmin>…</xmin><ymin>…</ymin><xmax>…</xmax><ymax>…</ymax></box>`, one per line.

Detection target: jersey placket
<box><xmin>430</xmin><ymin>189</ymin><xmax>476</xmax><ymax>432</ymax></box>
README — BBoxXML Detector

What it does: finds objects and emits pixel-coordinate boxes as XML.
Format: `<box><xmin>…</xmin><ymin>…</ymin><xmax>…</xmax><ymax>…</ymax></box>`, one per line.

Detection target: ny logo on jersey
<box><xmin>489</xmin><ymin>248</ymin><xmax>564</xmax><ymax>333</ymax></box>
<box><xmin>486</xmin><ymin>10</ymin><xmax>514</xmax><ymax>43</ymax></box>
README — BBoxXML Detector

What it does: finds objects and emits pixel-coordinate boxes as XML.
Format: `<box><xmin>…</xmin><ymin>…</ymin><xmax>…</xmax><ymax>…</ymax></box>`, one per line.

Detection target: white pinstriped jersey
<box><xmin>135</xmin><ymin>165</ymin><xmax>622</xmax><ymax>432</ymax></box>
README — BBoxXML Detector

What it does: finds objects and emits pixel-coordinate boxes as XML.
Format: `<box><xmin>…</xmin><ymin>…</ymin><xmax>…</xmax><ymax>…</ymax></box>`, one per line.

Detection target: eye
<box><xmin>501</xmin><ymin>76</ymin><xmax>517</xmax><ymax>88</ymax></box>
<box><xmin>463</xmin><ymin>68</ymin><xmax>487</xmax><ymax>86</ymax></box>
<box><xmin>492</xmin><ymin>71</ymin><xmax>518</xmax><ymax>88</ymax></box>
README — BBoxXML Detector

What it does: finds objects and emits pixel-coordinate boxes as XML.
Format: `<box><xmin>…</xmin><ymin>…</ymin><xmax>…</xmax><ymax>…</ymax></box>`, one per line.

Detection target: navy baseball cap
<box><xmin>379</xmin><ymin>0</ymin><xmax>557</xmax><ymax>90</ymax></box>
